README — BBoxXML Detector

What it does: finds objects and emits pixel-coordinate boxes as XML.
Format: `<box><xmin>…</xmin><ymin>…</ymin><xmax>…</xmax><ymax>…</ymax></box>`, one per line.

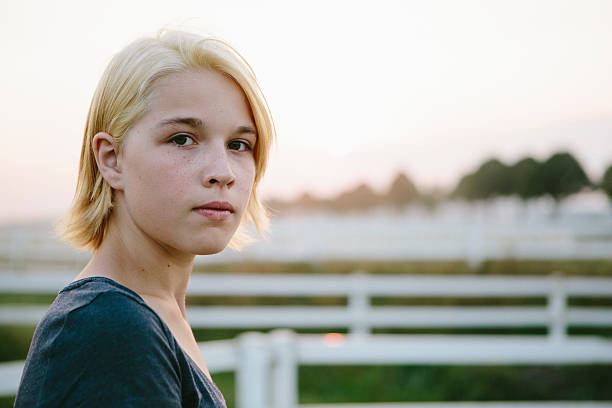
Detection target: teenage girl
<box><xmin>15</xmin><ymin>29</ymin><xmax>275</xmax><ymax>407</ymax></box>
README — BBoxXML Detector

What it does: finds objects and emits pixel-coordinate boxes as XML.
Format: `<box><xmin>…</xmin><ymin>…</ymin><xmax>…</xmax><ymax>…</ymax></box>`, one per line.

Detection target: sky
<box><xmin>1</xmin><ymin>0</ymin><xmax>611</xmax><ymax>223</ymax></box>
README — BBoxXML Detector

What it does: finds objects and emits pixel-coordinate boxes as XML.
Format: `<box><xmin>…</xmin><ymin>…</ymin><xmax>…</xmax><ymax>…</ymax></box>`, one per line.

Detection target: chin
<box><xmin>190</xmin><ymin>238</ymin><xmax>232</xmax><ymax>256</ymax></box>
<box><xmin>194</xmin><ymin>246</ymin><xmax>226</xmax><ymax>256</ymax></box>
<box><xmin>181</xmin><ymin>227</ymin><xmax>238</xmax><ymax>255</ymax></box>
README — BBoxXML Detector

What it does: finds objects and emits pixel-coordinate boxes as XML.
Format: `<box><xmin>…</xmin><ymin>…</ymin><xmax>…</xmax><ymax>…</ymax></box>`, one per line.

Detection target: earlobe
<box><xmin>92</xmin><ymin>132</ymin><xmax>123</xmax><ymax>190</ymax></box>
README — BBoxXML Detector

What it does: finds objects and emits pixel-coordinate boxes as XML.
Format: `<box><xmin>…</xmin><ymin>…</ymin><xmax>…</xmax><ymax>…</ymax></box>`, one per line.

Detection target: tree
<box><xmin>474</xmin><ymin>159</ymin><xmax>513</xmax><ymax>198</ymax></box>
<box><xmin>510</xmin><ymin>157</ymin><xmax>545</xmax><ymax>200</ymax></box>
<box><xmin>601</xmin><ymin>165</ymin><xmax>612</xmax><ymax>201</ymax></box>
<box><xmin>331</xmin><ymin>183</ymin><xmax>380</xmax><ymax>211</ymax></box>
<box><xmin>451</xmin><ymin>173</ymin><xmax>479</xmax><ymax>201</ymax></box>
<box><xmin>539</xmin><ymin>152</ymin><xmax>590</xmax><ymax>203</ymax></box>
<box><xmin>386</xmin><ymin>173</ymin><xmax>418</xmax><ymax>208</ymax></box>
<box><xmin>451</xmin><ymin>158</ymin><xmax>512</xmax><ymax>201</ymax></box>
<box><xmin>294</xmin><ymin>192</ymin><xmax>324</xmax><ymax>212</ymax></box>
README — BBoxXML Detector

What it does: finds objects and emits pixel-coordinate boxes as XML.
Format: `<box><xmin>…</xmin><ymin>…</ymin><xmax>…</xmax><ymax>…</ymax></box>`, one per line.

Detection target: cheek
<box><xmin>238</xmin><ymin>159</ymin><xmax>256</xmax><ymax>192</ymax></box>
<box><xmin>127</xmin><ymin>152</ymin><xmax>193</xmax><ymax>213</ymax></box>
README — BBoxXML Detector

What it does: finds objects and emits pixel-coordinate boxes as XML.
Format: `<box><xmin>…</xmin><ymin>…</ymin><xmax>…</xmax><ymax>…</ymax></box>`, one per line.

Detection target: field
<box><xmin>2</xmin><ymin>259</ymin><xmax>611</xmax><ymax>407</ymax></box>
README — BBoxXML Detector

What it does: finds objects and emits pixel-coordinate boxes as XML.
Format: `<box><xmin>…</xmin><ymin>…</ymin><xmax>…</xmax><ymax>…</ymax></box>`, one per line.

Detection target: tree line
<box><xmin>451</xmin><ymin>151</ymin><xmax>612</xmax><ymax>203</ymax></box>
<box><xmin>266</xmin><ymin>151</ymin><xmax>612</xmax><ymax>213</ymax></box>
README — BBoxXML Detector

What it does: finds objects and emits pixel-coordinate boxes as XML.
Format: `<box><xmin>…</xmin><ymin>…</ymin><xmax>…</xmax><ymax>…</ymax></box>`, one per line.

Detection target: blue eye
<box><xmin>170</xmin><ymin>134</ymin><xmax>195</xmax><ymax>146</ymax></box>
<box><xmin>228</xmin><ymin>140</ymin><xmax>252</xmax><ymax>152</ymax></box>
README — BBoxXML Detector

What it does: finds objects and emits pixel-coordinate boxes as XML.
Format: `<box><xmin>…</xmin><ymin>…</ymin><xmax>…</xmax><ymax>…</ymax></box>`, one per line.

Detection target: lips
<box><xmin>195</xmin><ymin>201</ymin><xmax>235</xmax><ymax>213</ymax></box>
<box><xmin>193</xmin><ymin>201</ymin><xmax>235</xmax><ymax>221</ymax></box>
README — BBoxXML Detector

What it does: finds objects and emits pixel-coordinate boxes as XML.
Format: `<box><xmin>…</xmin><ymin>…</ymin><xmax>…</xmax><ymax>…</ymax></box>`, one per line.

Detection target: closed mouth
<box><xmin>195</xmin><ymin>201</ymin><xmax>235</xmax><ymax>213</ymax></box>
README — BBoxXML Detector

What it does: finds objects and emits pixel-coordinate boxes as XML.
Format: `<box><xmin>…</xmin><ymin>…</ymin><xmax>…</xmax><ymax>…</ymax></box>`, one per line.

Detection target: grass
<box><xmin>191</xmin><ymin>259</ymin><xmax>612</xmax><ymax>276</ymax></box>
<box><xmin>0</xmin><ymin>396</ymin><xmax>15</xmax><ymax>407</ymax></box>
<box><xmin>3</xmin><ymin>365</ymin><xmax>611</xmax><ymax>408</ymax></box>
<box><xmin>298</xmin><ymin>365</ymin><xmax>612</xmax><ymax>404</ymax></box>
<box><xmin>0</xmin><ymin>325</ymin><xmax>36</xmax><ymax>362</ymax></box>
<box><xmin>197</xmin><ymin>365</ymin><xmax>612</xmax><ymax>408</ymax></box>
<box><xmin>2</xmin><ymin>259</ymin><xmax>612</xmax><ymax>406</ymax></box>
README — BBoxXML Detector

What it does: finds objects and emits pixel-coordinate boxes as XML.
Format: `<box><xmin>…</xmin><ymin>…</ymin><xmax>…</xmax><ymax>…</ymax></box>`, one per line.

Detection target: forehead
<box><xmin>145</xmin><ymin>69</ymin><xmax>254</xmax><ymax>126</ymax></box>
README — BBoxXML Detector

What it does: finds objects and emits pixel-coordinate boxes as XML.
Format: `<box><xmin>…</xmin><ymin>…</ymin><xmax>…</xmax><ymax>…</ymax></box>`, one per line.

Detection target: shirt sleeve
<box><xmin>16</xmin><ymin>291</ymin><xmax>183</xmax><ymax>408</ymax></box>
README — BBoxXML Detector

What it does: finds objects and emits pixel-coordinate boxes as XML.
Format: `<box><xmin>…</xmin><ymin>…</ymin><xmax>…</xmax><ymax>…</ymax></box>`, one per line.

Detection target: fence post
<box><xmin>348</xmin><ymin>271</ymin><xmax>369</xmax><ymax>337</ymax></box>
<box><xmin>8</xmin><ymin>228</ymin><xmax>27</xmax><ymax>272</ymax></box>
<box><xmin>237</xmin><ymin>331</ymin><xmax>270</xmax><ymax>408</ymax></box>
<box><xmin>548</xmin><ymin>273</ymin><xmax>567</xmax><ymax>342</ymax></box>
<box><xmin>466</xmin><ymin>223</ymin><xmax>485</xmax><ymax>270</ymax></box>
<box><xmin>270</xmin><ymin>329</ymin><xmax>298</xmax><ymax>408</ymax></box>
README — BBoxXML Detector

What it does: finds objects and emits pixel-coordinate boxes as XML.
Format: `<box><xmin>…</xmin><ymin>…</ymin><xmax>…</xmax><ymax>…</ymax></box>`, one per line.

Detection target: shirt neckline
<box><xmin>61</xmin><ymin>276</ymin><xmax>216</xmax><ymax>384</ymax></box>
<box><xmin>62</xmin><ymin>276</ymin><xmax>146</xmax><ymax>302</ymax></box>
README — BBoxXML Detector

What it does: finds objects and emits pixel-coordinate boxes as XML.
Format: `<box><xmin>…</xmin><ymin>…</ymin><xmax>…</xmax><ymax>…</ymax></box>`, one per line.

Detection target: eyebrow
<box><xmin>158</xmin><ymin>117</ymin><xmax>257</xmax><ymax>137</ymax></box>
<box><xmin>159</xmin><ymin>117</ymin><xmax>204</xmax><ymax>129</ymax></box>
<box><xmin>235</xmin><ymin>125</ymin><xmax>257</xmax><ymax>136</ymax></box>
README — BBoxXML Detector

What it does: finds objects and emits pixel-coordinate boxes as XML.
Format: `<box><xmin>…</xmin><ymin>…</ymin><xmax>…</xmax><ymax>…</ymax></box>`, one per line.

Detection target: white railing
<box><xmin>2</xmin><ymin>330</ymin><xmax>612</xmax><ymax>407</ymax></box>
<box><xmin>1</xmin><ymin>272</ymin><xmax>611</xmax><ymax>407</ymax></box>
<box><xmin>2</xmin><ymin>272</ymin><xmax>612</xmax><ymax>340</ymax></box>
<box><xmin>2</xmin><ymin>209</ymin><xmax>612</xmax><ymax>268</ymax></box>
<box><xmin>235</xmin><ymin>329</ymin><xmax>612</xmax><ymax>408</ymax></box>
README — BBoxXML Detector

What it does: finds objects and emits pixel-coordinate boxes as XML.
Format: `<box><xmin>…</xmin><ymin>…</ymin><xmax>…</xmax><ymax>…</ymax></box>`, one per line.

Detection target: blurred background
<box><xmin>1</xmin><ymin>1</ymin><xmax>611</xmax><ymax>407</ymax></box>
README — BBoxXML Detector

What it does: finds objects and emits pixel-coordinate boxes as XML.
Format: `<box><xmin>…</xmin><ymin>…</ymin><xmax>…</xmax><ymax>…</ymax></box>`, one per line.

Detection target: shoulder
<box><xmin>16</xmin><ymin>278</ymin><xmax>183</xmax><ymax>407</ymax></box>
<box><xmin>52</xmin><ymin>278</ymin><xmax>178</xmax><ymax>364</ymax></box>
<box><xmin>66</xmin><ymin>289</ymin><xmax>174</xmax><ymax>354</ymax></box>
<box><xmin>44</xmin><ymin>278</ymin><xmax>175</xmax><ymax>352</ymax></box>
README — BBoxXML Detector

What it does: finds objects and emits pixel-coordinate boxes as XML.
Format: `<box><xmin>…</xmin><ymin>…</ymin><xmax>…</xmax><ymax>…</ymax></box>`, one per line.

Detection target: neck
<box><xmin>79</xmin><ymin>211</ymin><xmax>195</xmax><ymax>316</ymax></box>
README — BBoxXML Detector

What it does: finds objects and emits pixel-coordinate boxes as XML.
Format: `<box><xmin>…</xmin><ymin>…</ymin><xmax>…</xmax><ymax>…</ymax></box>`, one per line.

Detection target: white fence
<box><xmin>2</xmin><ymin>200</ymin><xmax>612</xmax><ymax>267</ymax></box>
<box><xmin>2</xmin><ymin>272</ymin><xmax>612</xmax><ymax>339</ymax></box>
<box><xmin>1</xmin><ymin>272</ymin><xmax>612</xmax><ymax>407</ymax></box>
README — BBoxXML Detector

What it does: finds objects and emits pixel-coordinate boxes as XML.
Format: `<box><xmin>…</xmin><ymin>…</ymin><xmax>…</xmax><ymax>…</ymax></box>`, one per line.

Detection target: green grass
<box><xmin>192</xmin><ymin>259</ymin><xmax>612</xmax><ymax>276</ymax></box>
<box><xmin>0</xmin><ymin>293</ymin><xmax>57</xmax><ymax>304</ymax></box>
<box><xmin>0</xmin><ymin>325</ymin><xmax>36</xmax><ymax>361</ymax></box>
<box><xmin>2</xmin><ymin>260</ymin><xmax>612</xmax><ymax>406</ymax></box>
<box><xmin>206</xmin><ymin>365</ymin><xmax>612</xmax><ymax>408</ymax></box>
<box><xmin>211</xmin><ymin>372</ymin><xmax>235</xmax><ymax>408</ymax></box>
<box><xmin>0</xmin><ymin>396</ymin><xmax>15</xmax><ymax>408</ymax></box>
<box><xmin>3</xmin><ymin>365</ymin><xmax>611</xmax><ymax>408</ymax></box>
<box><xmin>298</xmin><ymin>365</ymin><xmax>612</xmax><ymax>403</ymax></box>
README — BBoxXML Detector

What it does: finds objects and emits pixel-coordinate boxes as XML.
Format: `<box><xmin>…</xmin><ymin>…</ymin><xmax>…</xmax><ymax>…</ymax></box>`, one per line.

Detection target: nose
<box><xmin>202</xmin><ymin>144</ymin><xmax>235</xmax><ymax>188</ymax></box>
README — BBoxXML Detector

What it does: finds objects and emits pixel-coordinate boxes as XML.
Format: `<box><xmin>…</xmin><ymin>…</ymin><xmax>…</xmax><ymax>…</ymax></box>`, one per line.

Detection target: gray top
<box><xmin>15</xmin><ymin>276</ymin><xmax>227</xmax><ymax>408</ymax></box>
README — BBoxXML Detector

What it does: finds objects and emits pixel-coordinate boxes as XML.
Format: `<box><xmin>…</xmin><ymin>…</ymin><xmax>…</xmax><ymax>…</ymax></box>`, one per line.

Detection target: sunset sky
<box><xmin>1</xmin><ymin>0</ymin><xmax>611</xmax><ymax>223</ymax></box>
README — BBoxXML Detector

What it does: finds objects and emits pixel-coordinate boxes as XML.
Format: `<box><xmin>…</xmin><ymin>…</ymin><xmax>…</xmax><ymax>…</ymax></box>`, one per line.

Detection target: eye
<box><xmin>228</xmin><ymin>140</ymin><xmax>252</xmax><ymax>152</ymax></box>
<box><xmin>169</xmin><ymin>133</ymin><xmax>195</xmax><ymax>146</ymax></box>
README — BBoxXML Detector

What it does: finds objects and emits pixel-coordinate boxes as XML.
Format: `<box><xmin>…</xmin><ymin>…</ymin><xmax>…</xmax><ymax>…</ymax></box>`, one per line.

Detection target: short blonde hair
<box><xmin>58</xmin><ymin>29</ymin><xmax>275</xmax><ymax>252</ymax></box>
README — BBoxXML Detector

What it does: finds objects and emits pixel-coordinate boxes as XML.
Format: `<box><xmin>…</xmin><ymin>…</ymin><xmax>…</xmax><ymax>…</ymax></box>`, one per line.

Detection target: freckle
<box><xmin>167</xmin><ymin>264</ymin><xmax>171</xmax><ymax>268</ymax></box>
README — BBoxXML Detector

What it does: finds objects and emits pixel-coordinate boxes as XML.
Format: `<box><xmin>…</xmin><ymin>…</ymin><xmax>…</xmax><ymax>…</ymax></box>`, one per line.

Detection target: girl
<box><xmin>15</xmin><ymin>29</ymin><xmax>275</xmax><ymax>407</ymax></box>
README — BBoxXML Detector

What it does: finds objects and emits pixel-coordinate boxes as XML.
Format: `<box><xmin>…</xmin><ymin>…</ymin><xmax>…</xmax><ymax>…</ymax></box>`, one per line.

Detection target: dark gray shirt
<box><xmin>14</xmin><ymin>277</ymin><xmax>227</xmax><ymax>408</ymax></box>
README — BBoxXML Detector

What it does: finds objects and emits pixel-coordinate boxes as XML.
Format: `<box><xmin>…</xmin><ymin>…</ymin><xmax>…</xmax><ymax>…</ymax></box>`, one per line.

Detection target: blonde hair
<box><xmin>58</xmin><ymin>29</ymin><xmax>275</xmax><ymax>252</ymax></box>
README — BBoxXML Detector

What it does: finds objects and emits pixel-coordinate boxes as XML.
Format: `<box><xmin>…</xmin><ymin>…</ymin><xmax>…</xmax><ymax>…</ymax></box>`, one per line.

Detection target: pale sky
<box><xmin>1</xmin><ymin>0</ymin><xmax>611</xmax><ymax>223</ymax></box>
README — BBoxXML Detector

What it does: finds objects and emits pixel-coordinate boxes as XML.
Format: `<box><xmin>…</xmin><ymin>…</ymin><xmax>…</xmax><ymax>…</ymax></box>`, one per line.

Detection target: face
<box><xmin>114</xmin><ymin>69</ymin><xmax>257</xmax><ymax>255</ymax></box>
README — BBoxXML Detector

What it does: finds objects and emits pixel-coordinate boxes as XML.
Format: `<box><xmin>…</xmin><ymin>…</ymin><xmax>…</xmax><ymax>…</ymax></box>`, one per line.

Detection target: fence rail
<box><xmin>1</xmin><ymin>272</ymin><xmax>611</xmax><ymax>407</ymax></box>
<box><xmin>2</xmin><ymin>211</ymin><xmax>612</xmax><ymax>267</ymax></box>
<box><xmin>2</xmin><ymin>272</ymin><xmax>611</xmax><ymax>340</ymax></box>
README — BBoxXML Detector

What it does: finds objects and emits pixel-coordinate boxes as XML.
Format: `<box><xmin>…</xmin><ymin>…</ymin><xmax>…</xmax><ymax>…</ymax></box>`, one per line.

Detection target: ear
<box><xmin>92</xmin><ymin>132</ymin><xmax>124</xmax><ymax>190</ymax></box>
